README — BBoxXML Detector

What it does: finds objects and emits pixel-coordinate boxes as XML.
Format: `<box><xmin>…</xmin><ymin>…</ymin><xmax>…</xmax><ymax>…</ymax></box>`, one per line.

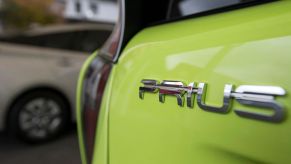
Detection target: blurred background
<box><xmin>0</xmin><ymin>0</ymin><xmax>117</xmax><ymax>163</ymax></box>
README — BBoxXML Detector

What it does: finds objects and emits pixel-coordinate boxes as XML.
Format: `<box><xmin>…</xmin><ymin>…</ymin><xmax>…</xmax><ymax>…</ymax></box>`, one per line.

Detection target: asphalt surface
<box><xmin>0</xmin><ymin>128</ymin><xmax>81</xmax><ymax>164</ymax></box>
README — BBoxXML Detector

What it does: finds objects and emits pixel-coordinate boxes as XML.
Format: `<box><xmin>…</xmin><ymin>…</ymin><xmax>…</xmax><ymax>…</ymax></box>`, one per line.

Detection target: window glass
<box><xmin>0</xmin><ymin>0</ymin><xmax>116</xmax><ymax>53</ymax></box>
<box><xmin>168</xmin><ymin>0</ymin><xmax>254</xmax><ymax>19</ymax></box>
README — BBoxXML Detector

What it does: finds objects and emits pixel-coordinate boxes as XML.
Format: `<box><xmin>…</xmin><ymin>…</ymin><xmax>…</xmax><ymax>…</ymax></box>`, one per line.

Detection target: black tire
<box><xmin>8</xmin><ymin>90</ymin><xmax>70</xmax><ymax>143</ymax></box>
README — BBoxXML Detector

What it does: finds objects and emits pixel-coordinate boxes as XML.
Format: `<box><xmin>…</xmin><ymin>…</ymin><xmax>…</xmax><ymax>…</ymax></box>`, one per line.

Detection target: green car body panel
<box><xmin>78</xmin><ymin>1</ymin><xmax>291</xmax><ymax>163</ymax></box>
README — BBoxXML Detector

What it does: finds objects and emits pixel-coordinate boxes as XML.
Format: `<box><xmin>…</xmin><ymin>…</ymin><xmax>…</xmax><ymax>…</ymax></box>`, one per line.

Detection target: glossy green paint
<box><xmin>103</xmin><ymin>1</ymin><xmax>291</xmax><ymax>163</ymax></box>
<box><xmin>77</xmin><ymin>52</ymin><xmax>97</xmax><ymax>164</ymax></box>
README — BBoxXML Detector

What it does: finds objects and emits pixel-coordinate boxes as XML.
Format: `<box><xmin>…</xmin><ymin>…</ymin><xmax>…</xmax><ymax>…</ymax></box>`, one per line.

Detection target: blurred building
<box><xmin>50</xmin><ymin>0</ymin><xmax>66</xmax><ymax>17</ymax></box>
<box><xmin>64</xmin><ymin>0</ymin><xmax>118</xmax><ymax>23</ymax></box>
<box><xmin>0</xmin><ymin>0</ymin><xmax>117</xmax><ymax>36</ymax></box>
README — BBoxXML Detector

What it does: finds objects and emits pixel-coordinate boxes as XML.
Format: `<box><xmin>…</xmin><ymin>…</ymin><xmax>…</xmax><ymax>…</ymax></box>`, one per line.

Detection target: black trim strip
<box><xmin>148</xmin><ymin>0</ymin><xmax>277</xmax><ymax>27</ymax></box>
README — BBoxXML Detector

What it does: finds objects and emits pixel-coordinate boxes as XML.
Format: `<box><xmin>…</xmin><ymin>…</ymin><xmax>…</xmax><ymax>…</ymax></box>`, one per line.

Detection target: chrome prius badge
<box><xmin>139</xmin><ymin>79</ymin><xmax>286</xmax><ymax>123</ymax></box>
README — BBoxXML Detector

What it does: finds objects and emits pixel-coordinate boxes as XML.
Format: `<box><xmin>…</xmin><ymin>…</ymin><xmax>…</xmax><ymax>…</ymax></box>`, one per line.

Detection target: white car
<box><xmin>0</xmin><ymin>23</ymin><xmax>113</xmax><ymax>142</ymax></box>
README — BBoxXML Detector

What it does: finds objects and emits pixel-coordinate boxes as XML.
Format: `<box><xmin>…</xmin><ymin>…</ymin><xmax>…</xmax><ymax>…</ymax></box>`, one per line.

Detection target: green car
<box><xmin>77</xmin><ymin>0</ymin><xmax>291</xmax><ymax>163</ymax></box>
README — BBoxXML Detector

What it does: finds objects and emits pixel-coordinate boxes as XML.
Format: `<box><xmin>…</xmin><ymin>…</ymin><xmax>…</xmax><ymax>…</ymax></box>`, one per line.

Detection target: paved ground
<box><xmin>0</xmin><ymin>128</ymin><xmax>81</xmax><ymax>164</ymax></box>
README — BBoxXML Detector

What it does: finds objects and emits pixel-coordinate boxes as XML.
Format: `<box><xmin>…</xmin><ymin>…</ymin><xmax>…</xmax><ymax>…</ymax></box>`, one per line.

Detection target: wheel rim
<box><xmin>19</xmin><ymin>98</ymin><xmax>62</xmax><ymax>139</ymax></box>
